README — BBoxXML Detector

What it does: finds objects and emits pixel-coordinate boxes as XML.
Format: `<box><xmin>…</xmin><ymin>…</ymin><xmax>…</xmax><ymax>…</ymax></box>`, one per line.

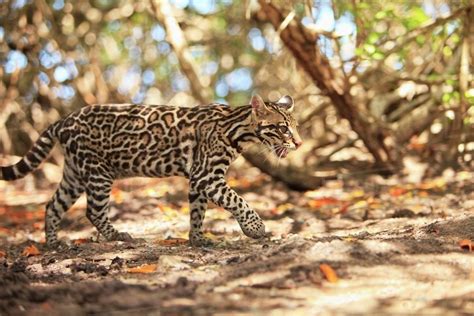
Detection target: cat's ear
<box><xmin>276</xmin><ymin>95</ymin><xmax>294</xmax><ymax>112</ymax></box>
<box><xmin>251</xmin><ymin>94</ymin><xmax>270</xmax><ymax>117</ymax></box>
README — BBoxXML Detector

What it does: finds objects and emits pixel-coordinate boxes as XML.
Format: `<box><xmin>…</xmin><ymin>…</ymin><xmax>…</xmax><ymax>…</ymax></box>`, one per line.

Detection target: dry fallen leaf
<box><xmin>158</xmin><ymin>238</ymin><xmax>188</xmax><ymax>246</ymax></box>
<box><xmin>309</xmin><ymin>197</ymin><xmax>340</xmax><ymax>208</ymax></box>
<box><xmin>22</xmin><ymin>245</ymin><xmax>41</xmax><ymax>257</ymax></box>
<box><xmin>458</xmin><ymin>239</ymin><xmax>473</xmax><ymax>251</ymax></box>
<box><xmin>127</xmin><ymin>264</ymin><xmax>158</xmax><ymax>273</ymax></box>
<box><xmin>418</xmin><ymin>191</ymin><xmax>429</xmax><ymax>197</ymax></box>
<box><xmin>73</xmin><ymin>238</ymin><xmax>89</xmax><ymax>245</ymax></box>
<box><xmin>0</xmin><ymin>250</ymin><xmax>6</xmax><ymax>258</ymax></box>
<box><xmin>389</xmin><ymin>187</ymin><xmax>407</xmax><ymax>197</ymax></box>
<box><xmin>271</xmin><ymin>203</ymin><xmax>294</xmax><ymax>215</ymax></box>
<box><xmin>33</xmin><ymin>222</ymin><xmax>43</xmax><ymax>230</ymax></box>
<box><xmin>338</xmin><ymin>202</ymin><xmax>351</xmax><ymax>214</ymax></box>
<box><xmin>408</xmin><ymin>137</ymin><xmax>425</xmax><ymax>151</ymax></box>
<box><xmin>320</xmin><ymin>264</ymin><xmax>339</xmax><ymax>283</ymax></box>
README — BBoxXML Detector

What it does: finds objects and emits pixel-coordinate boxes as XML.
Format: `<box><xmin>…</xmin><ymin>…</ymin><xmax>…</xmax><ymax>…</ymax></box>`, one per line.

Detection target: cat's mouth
<box><xmin>275</xmin><ymin>146</ymin><xmax>288</xmax><ymax>158</ymax></box>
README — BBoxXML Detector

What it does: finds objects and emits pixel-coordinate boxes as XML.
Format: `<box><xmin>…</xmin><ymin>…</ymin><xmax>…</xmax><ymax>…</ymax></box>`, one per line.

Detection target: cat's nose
<box><xmin>294</xmin><ymin>140</ymin><xmax>302</xmax><ymax>148</ymax></box>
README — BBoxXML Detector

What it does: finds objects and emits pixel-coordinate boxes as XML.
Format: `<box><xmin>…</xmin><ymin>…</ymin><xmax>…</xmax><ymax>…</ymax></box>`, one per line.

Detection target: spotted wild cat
<box><xmin>0</xmin><ymin>95</ymin><xmax>302</xmax><ymax>247</ymax></box>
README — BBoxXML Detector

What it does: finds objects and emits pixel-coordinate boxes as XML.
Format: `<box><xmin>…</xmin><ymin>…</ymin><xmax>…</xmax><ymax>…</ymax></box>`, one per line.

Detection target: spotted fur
<box><xmin>0</xmin><ymin>95</ymin><xmax>302</xmax><ymax>247</ymax></box>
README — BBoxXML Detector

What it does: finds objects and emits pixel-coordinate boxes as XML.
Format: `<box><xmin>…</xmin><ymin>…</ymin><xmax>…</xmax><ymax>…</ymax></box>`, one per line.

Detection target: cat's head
<box><xmin>251</xmin><ymin>94</ymin><xmax>302</xmax><ymax>158</ymax></box>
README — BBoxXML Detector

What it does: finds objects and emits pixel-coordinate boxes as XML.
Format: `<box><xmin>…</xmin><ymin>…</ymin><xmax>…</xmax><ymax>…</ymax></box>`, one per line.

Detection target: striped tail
<box><xmin>1</xmin><ymin>123</ymin><xmax>58</xmax><ymax>181</ymax></box>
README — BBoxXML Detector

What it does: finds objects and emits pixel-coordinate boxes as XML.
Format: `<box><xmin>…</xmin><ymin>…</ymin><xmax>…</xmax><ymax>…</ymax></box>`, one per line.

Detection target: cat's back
<box><xmin>58</xmin><ymin>103</ymin><xmax>232</xmax><ymax>138</ymax></box>
<box><xmin>72</xmin><ymin>103</ymin><xmax>229</xmax><ymax>122</ymax></box>
<box><xmin>59</xmin><ymin>104</ymin><xmax>178</xmax><ymax>131</ymax></box>
<box><xmin>75</xmin><ymin>103</ymin><xmax>177</xmax><ymax>120</ymax></box>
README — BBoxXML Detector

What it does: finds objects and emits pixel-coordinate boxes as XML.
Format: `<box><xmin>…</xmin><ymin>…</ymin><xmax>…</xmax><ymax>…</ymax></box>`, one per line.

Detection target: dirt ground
<box><xmin>1</xmin><ymin>160</ymin><xmax>474</xmax><ymax>315</ymax></box>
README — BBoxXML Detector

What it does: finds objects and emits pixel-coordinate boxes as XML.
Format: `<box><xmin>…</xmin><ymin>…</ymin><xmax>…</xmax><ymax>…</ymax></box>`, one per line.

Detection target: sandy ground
<box><xmin>1</xmin><ymin>165</ymin><xmax>474</xmax><ymax>315</ymax></box>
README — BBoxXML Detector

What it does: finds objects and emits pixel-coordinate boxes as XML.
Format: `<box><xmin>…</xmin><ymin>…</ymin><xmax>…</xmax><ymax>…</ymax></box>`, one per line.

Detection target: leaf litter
<box><xmin>1</xmin><ymin>166</ymin><xmax>474</xmax><ymax>314</ymax></box>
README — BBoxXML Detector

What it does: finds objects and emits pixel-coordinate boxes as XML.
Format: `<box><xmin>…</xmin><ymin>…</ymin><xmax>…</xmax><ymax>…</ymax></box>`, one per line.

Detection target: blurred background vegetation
<box><xmin>0</xmin><ymin>0</ymin><xmax>473</xmax><ymax>189</ymax></box>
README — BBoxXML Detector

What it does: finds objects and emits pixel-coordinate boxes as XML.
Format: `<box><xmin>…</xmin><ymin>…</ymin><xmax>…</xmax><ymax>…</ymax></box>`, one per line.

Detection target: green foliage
<box><xmin>403</xmin><ymin>6</ymin><xmax>429</xmax><ymax>29</ymax></box>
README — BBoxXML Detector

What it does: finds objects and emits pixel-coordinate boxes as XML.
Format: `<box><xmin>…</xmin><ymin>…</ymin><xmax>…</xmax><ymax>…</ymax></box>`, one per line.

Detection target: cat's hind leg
<box><xmin>85</xmin><ymin>174</ymin><xmax>133</xmax><ymax>242</ymax></box>
<box><xmin>45</xmin><ymin>166</ymin><xmax>84</xmax><ymax>247</ymax></box>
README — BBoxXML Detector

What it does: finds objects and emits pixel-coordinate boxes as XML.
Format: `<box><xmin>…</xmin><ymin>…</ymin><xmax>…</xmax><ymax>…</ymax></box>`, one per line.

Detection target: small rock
<box><xmin>392</xmin><ymin>208</ymin><xmax>416</xmax><ymax>218</ymax></box>
<box><xmin>11</xmin><ymin>260</ymin><xmax>27</xmax><ymax>273</ymax></box>
<box><xmin>176</xmin><ymin>276</ymin><xmax>188</xmax><ymax>287</ymax></box>
<box><xmin>226</xmin><ymin>256</ymin><xmax>240</xmax><ymax>264</ymax></box>
<box><xmin>110</xmin><ymin>256</ymin><xmax>125</xmax><ymax>270</ymax></box>
<box><xmin>70</xmin><ymin>262</ymin><xmax>108</xmax><ymax>275</ymax></box>
<box><xmin>158</xmin><ymin>255</ymin><xmax>190</xmax><ymax>270</ymax></box>
<box><xmin>26</xmin><ymin>263</ymin><xmax>44</xmax><ymax>274</ymax></box>
<box><xmin>96</xmin><ymin>265</ymin><xmax>109</xmax><ymax>276</ymax></box>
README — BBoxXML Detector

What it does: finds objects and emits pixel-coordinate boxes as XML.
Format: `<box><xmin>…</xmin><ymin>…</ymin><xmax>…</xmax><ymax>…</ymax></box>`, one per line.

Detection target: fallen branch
<box><xmin>316</xmin><ymin>138</ymin><xmax>358</xmax><ymax>166</ymax></box>
<box><xmin>243</xmin><ymin>147</ymin><xmax>337</xmax><ymax>191</ymax></box>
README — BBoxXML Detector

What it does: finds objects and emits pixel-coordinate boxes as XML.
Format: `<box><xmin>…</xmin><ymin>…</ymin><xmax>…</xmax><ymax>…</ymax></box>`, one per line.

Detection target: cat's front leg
<box><xmin>203</xmin><ymin>178</ymin><xmax>266</xmax><ymax>240</ymax></box>
<box><xmin>188</xmin><ymin>190</ymin><xmax>214</xmax><ymax>246</ymax></box>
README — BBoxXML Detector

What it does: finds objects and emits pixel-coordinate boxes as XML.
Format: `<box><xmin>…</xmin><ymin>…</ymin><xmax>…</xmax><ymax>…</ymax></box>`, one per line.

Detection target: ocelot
<box><xmin>0</xmin><ymin>95</ymin><xmax>302</xmax><ymax>247</ymax></box>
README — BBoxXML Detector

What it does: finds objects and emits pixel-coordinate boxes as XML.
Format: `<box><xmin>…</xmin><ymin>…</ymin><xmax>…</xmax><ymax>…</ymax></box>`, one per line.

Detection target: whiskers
<box><xmin>246</xmin><ymin>144</ymin><xmax>273</xmax><ymax>165</ymax></box>
<box><xmin>245</xmin><ymin>143</ymin><xmax>290</xmax><ymax>168</ymax></box>
<box><xmin>274</xmin><ymin>145</ymin><xmax>288</xmax><ymax>167</ymax></box>
<box><xmin>275</xmin><ymin>147</ymin><xmax>284</xmax><ymax>167</ymax></box>
<box><xmin>260</xmin><ymin>146</ymin><xmax>274</xmax><ymax>165</ymax></box>
<box><xmin>266</xmin><ymin>145</ymin><xmax>286</xmax><ymax>167</ymax></box>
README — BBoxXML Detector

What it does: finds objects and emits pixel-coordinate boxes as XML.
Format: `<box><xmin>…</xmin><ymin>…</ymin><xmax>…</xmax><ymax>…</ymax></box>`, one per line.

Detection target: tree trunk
<box><xmin>256</xmin><ymin>1</ymin><xmax>397</xmax><ymax>171</ymax></box>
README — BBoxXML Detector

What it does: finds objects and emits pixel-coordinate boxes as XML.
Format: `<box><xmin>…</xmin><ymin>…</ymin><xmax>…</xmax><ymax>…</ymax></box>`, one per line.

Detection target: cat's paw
<box><xmin>242</xmin><ymin>221</ymin><xmax>266</xmax><ymax>239</ymax></box>
<box><xmin>111</xmin><ymin>232</ymin><xmax>134</xmax><ymax>242</ymax></box>
<box><xmin>46</xmin><ymin>240</ymin><xmax>70</xmax><ymax>251</ymax></box>
<box><xmin>189</xmin><ymin>234</ymin><xmax>215</xmax><ymax>247</ymax></box>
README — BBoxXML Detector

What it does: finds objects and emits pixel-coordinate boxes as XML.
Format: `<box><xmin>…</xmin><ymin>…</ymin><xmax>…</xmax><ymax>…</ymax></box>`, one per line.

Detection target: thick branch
<box><xmin>393</xmin><ymin>97</ymin><xmax>440</xmax><ymax>144</ymax></box>
<box><xmin>150</xmin><ymin>0</ymin><xmax>212</xmax><ymax>104</ymax></box>
<box><xmin>256</xmin><ymin>1</ymin><xmax>397</xmax><ymax>168</ymax></box>
<box><xmin>244</xmin><ymin>147</ymin><xmax>337</xmax><ymax>191</ymax></box>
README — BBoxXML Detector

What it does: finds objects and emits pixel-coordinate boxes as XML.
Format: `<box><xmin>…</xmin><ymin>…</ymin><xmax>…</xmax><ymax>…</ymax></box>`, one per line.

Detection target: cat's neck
<box><xmin>223</xmin><ymin>105</ymin><xmax>259</xmax><ymax>152</ymax></box>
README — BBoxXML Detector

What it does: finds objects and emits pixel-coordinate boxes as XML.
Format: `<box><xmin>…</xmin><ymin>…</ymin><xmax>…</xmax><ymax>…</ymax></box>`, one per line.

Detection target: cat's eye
<box><xmin>278</xmin><ymin>125</ymin><xmax>291</xmax><ymax>134</ymax></box>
